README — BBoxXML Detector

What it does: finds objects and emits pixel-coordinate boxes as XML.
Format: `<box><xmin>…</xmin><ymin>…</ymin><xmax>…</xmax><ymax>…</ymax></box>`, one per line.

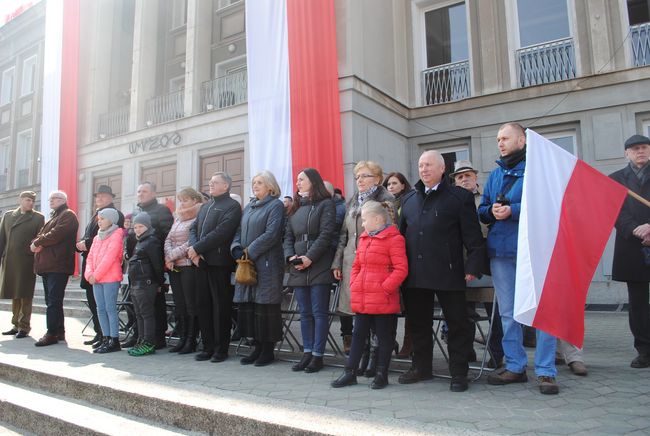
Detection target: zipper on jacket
<box><xmin>199</xmin><ymin>199</ymin><xmax>214</xmax><ymax>239</ymax></box>
<box><xmin>305</xmin><ymin>205</ymin><xmax>315</xmax><ymax>284</ymax></box>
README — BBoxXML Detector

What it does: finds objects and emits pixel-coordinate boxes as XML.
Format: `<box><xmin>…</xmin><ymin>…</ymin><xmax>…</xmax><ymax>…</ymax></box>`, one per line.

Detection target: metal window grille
<box><xmin>201</xmin><ymin>69</ymin><xmax>247</xmax><ymax>113</ymax></box>
<box><xmin>421</xmin><ymin>60</ymin><xmax>470</xmax><ymax>106</ymax></box>
<box><xmin>517</xmin><ymin>37</ymin><xmax>576</xmax><ymax>88</ymax></box>
<box><xmin>98</xmin><ymin>106</ymin><xmax>130</xmax><ymax>139</ymax></box>
<box><xmin>145</xmin><ymin>89</ymin><xmax>185</xmax><ymax>126</ymax></box>
<box><xmin>631</xmin><ymin>23</ymin><xmax>650</xmax><ymax>67</ymax></box>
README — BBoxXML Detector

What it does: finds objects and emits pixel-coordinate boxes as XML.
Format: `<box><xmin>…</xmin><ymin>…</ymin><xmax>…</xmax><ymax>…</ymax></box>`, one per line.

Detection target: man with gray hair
<box><xmin>398</xmin><ymin>150</ymin><xmax>486</xmax><ymax>392</ymax></box>
<box><xmin>31</xmin><ymin>190</ymin><xmax>79</xmax><ymax>346</ymax></box>
<box><xmin>189</xmin><ymin>172</ymin><xmax>242</xmax><ymax>362</ymax></box>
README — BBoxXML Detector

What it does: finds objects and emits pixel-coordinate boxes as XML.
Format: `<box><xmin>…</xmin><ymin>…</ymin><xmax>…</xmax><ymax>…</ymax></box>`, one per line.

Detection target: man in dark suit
<box><xmin>76</xmin><ymin>185</ymin><xmax>124</xmax><ymax>346</ymax></box>
<box><xmin>398</xmin><ymin>150</ymin><xmax>486</xmax><ymax>392</ymax></box>
<box><xmin>610</xmin><ymin>134</ymin><xmax>650</xmax><ymax>369</ymax></box>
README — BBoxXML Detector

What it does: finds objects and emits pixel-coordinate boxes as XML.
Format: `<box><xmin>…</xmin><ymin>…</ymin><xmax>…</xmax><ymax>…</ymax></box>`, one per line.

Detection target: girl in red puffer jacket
<box><xmin>331</xmin><ymin>200</ymin><xmax>408</xmax><ymax>389</ymax></box>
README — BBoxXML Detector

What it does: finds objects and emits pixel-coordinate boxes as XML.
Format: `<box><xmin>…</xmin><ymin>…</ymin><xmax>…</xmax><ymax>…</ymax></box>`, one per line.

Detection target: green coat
<box><xmin>0</xmin><ymin>208</ymin><xmax>45</xmax><ymax>299</ymax></box>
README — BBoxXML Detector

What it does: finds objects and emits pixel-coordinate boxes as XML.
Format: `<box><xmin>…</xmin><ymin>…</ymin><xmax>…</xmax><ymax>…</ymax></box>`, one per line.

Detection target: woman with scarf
<box><xmin>85</xmin><ymin>208</ymin><xmax>124</xmax><ymax>353</ymax></box>
<box><xmin>164</xmin><ymin>187</ymin><xmax>204</xmax><ymax>354</ymax></box>
<box><xmin>332</xmin><ymin>161</ymin><xmax>396</xmax><ymax>377</ymax></box>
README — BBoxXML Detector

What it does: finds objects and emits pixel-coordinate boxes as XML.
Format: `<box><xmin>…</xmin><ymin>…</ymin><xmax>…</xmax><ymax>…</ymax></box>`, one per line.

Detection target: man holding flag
<box><xmin>478</xmin><ymin>122</ymin><xmax>559</xmax><ymax>395</ymax></box>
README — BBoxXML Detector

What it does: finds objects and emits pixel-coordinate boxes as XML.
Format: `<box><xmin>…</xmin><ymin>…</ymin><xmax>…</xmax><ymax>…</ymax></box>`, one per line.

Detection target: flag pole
<box><xmin>628</xmin><ymin>190</ymin><xmax>650</xmax><ymax>208</ymax></box>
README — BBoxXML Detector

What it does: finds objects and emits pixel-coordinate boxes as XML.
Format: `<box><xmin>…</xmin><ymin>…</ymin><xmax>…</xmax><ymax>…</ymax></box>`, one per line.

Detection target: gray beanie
<box><xmin>133</xmin><ymin>212</ymin><xmax>151</xmax><ymax>228</ymax></box>
<box><xmin>98</xmin><ymin>208</ymin><xmax>119</xmax><ymax>225</ymax></box>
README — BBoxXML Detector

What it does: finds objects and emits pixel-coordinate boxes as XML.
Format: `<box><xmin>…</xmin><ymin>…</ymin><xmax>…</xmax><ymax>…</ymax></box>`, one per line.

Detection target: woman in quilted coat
<box><xmin>85</xmin><ymin>208</ymin><xmax>124</xmax><ymax>353</ymax></box>
<box><xmin>331</xmin><ymin>201</ymin><xmax>408</xmax><ymax>389</ymax></box>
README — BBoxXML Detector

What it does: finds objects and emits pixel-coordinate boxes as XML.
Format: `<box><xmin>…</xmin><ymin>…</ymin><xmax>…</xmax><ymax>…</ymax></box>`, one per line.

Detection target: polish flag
<box><xmin>245</xmin><ymin>0</ymin><xmax>344</xmax><ymax>197</ymax></box>
<box><xmin>514</xmin><ymin>130</ymin><xmax>628</xmax><ymax>347</ymax></box>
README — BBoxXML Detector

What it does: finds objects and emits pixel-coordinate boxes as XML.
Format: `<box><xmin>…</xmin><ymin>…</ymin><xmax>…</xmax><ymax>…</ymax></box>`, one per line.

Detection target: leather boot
<box><xmin>179</xmin><ymin>317</ymin><xmax>198</xmax><ymax>354</ymax></box>
<box><xmin>342</xmin><ymin>335</ymin><xmax>353</xmax><ymax>355</ymax></box>
<box><xmin>169</xmin><ymin>316</ymin><xmax>188</xmax><ymax>353</ymax></box>
<box><xmin>291</xmin><ymin>352</ymin><xmax>312</xmax><ymax>372</ymax></box>
<box><xmin>396</xmin><ymin>321</ymin><xmax>412</xmax><ymax>359</ymax></box>
<box><xmin>93</xmin><ymin>337</ymin><xmax>109</xmax><ymax>352</ymax></box>
<box><xmin>304</xmin><ymin>355</ymin><xmax>324</xmax><ymax>373</ymax></box>
<box><xmin>331</xmin><ymin>368</ymin><xmax>357</xmax><ymax>388</ymax></box>
<box><xmin>254</xmin><ymin>342</ymin><xmax>276</xmax><ymax>367</ymax></box>
<box><xmin>240</xmin><ymin>341</ymin><xmax>262</xmax><ymax>365</ymax></box>
<box><xmin>358</xmin><ymin>339</ymin><xmax>370</xmax><ymax>375</ymax></box>
<box><xmin>364</xmin><ymin>334</ymin><xmax>378</xmax><ymax>377</ymax></box>
<box><xmin>371</xmin><ymin>366</ymin><xmax>388</xmax><ymax>389</ymax></box>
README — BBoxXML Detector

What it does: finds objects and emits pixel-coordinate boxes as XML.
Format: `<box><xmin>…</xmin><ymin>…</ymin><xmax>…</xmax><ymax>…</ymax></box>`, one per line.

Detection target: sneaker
<box><xmin>128</xmin><ymin>341</ymin><xmax>155</xmax><ymax>356</ymax></box>
<box><xmin>487</xmin><ymin>369</ymin><xmax>528</xmax><ymax>385</ymax></box>
<box><xmin>537</xmin><ymin>376</ymin><xmax>559</xmax><ymax>395</ymax></box>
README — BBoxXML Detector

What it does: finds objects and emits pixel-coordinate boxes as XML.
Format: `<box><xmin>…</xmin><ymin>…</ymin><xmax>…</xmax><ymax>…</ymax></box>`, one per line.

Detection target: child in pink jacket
<box><xmin>85</xmin><ymin>208</ymin><xmax>124</xmax><ymax>353</ymax></box>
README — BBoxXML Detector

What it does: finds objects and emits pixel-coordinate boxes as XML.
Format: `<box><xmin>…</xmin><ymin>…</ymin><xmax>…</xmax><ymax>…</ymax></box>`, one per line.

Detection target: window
<box><xmin>424</xmin><ymin>2</ymin><xmax>468</xmax><ymax>68</ymax></box>
<box><xmin>546</xmin><ymin>131</ymin><xmax>577</xmax><ymax>155</ymax></box>
<box><xmin>0</xmin><ymin>67</ymin><xmax>15</xmax><ymax>105</ymax></box>
<box><xmin>643</xmin><ymin>120</ymin><xmax>650</xmax><ymax>137</ymax></box>
<box><xmin>628</xmin><ymin>0</ymin><xmax>650</xmax><ymax>25</ymax></box>
<box><xmin>21</xmin><ymin>55</ymin><xmax>37</xmax><ymax>96</ymax></box>
<box><xmin>15</xmin><ymin>129</ymin><xmax>32</xmax><ymax>188</ymax></box>
<box><xmin>169</xmin><ymin>75</ymin><xmax>185</xmax><ymax>92</ymax></box>
<box><xmin>517</xmin><ymin>0</ymin><xmax>570</xmax><ymax>47</ymax></box>
<box><xmin>0</xmin><ymin>139</ymin><xmax>9</xmax><ymax>192</ymax></box>
<box><xmin>217</xmin><ymin>0</ymin><xmax>242</xmax><ymax>10</ymax></box>
<box><xmin>171</xmin><ymin>0</ymin><xmax>187</xmax><ymax>29</ymax></box>
<box><xmin>424</xmin><ymin>145</ymin><xmax>470</xmax><ymax>180</ymax></box>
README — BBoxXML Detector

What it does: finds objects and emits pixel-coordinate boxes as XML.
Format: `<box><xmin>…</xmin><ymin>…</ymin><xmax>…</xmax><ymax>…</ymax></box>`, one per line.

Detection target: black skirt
<box><xmin>237</xmin><ymin>302</ymin><xmax>283</xmax><ymax>342</ymax></box>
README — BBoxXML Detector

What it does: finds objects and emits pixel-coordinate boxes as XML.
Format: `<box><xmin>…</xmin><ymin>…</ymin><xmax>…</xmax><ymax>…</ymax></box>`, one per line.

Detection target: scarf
<box><xmin>357</xmin><ymin>185</ymin><xmax>378</xmax><ymax>205</ymax></box>
<box><xmin>298</xmin><ymin>191</ymin><xmax>310</xmax><ymax>198</ymax></box>
<box><xmin>501</xmin><ymin>146</ymin><xmax>527</xmax><ymax>169</ymax></box>
<box><xmin>367</xmin><ymin>223</ymin><xmax>390</xmax><ymax>237</ymax></box>
<box><xmin>175</xmin><ymin>202</ymin><xmax>201</xmax><ymax>222</ymax></box>
<box><xmin>98</xmin><ymin>224</ymin><xmax>119</xmax><ymax>240</ymax></box>
<box><xmin>630</xmin><ymin>161</ymin><xmax>649</xmax><ymax>183</ymax></box>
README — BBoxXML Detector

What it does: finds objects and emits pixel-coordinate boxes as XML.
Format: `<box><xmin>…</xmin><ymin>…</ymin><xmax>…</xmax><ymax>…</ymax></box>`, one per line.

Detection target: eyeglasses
<box><xmin>354</xmin><ymin>174</ymin><xmax>375</xmax><ymax>181</ymax></box>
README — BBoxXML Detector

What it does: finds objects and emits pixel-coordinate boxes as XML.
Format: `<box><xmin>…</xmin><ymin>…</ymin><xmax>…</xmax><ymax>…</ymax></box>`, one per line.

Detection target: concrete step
<box><xmin>0</xmin><ymin>380</ymin><xmax>194</xmax><ymax>435</ymax></box>
<box><xmin>0</xmin><ymin>301</ymin><xmax>90</xmax><ymax>318</ymax></box>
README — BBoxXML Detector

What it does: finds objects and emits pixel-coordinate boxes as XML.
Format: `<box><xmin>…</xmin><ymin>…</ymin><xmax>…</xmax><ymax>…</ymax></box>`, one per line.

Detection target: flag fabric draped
<box><xmin>245</xmin><ymin>0</ymin><xmax>344</xmax><ymax>197</ymax></box>
<box><xmin>514</xmin><ymin>130</ymin><xmax>628</xmax><ymax>347</ymax></box>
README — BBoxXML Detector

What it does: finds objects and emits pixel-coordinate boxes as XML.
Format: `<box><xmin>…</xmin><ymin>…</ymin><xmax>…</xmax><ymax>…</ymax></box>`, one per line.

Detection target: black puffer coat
<box><xmin>127</xmin><ymin>228</ymin><xmax>164</xmax><ymax>287</ymax></box>
<box><xmin>283</xmin><ymin>197</ymin><xmax>337</xmax><ymax>286</ymax></box>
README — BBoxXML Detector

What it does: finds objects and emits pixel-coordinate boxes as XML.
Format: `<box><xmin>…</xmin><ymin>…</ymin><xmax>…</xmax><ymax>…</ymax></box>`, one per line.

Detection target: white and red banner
<box><xmin>245</xmin><ymin>0</ymin><xmax>344</xmax><ymax>197</ymax></box>
<box><xmin>514</xmin><ymin>130</ymin><xmax>628</xmax><ymax>347</ymax></box>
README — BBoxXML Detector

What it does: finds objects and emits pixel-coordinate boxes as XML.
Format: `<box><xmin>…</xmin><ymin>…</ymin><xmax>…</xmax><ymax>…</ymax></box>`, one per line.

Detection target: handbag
<box><xmin>235</xmin><ymin>249</ymin><xmax>257</xmax><ymax>285</ymax></box>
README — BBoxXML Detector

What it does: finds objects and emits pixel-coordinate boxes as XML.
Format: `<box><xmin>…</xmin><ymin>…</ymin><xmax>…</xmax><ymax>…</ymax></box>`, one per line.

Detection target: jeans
<box><xmin>93</xmin><ymin>282</ymin><xmax>120</xmax><ymax>338</ymax></box>
<box><xmin>41</xmin><ymin>272</ymin><xmax>69</xmax><ymax>336</ymax></box>
<box><xmin>491</xmin><ymin>257</ymin><xmax>557</xmax><ymax>377</ymax></box>
<box><xmin>294</xmin><ymin>285</ymin><xmax>331</xmax><ymax>356</ymax></box>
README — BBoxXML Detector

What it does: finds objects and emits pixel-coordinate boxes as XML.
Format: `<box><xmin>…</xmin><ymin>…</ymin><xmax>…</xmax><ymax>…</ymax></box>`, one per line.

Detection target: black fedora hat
<box><xmin>94</xmin><ymin>184</ymin><xmax>116</xmax><ymax>197</ymax></box>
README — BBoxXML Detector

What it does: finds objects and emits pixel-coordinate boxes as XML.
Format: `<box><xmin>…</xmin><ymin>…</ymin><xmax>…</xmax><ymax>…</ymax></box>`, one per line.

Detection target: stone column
<box><xmin>130</xmin><ymin>0</ymin><xmax>159</xmax><ymax>130</ymax></box>
<box><xmin>184</xmin><ymin>0</ymin><xmax>213</xmax><ymax>116</ymax></box>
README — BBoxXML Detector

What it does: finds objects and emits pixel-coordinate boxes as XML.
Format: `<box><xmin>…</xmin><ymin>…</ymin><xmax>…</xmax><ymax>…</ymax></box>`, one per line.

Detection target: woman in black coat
<box><xmin>231</xmin><ymin>171</ymin><xmax>286</xmax><ymax>366</ymax></box>
<box><xmin>283</xmin><ymin>168</ymin><xmax>337</xmax><ymax>373</ymax></box>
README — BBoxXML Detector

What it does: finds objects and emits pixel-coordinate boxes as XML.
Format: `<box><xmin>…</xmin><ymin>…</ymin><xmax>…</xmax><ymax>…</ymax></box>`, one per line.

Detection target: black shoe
<box><xmin>240</xmin><ymin>342</ymin><xmax>262</xmax><ymax>365</ymax></box>
<box><xmin>631</xmin><ymin>354</ymin><xmax>650</xmax><ymax>368</ymax></box>
<box><xmin>93</xmin><ymin>337</ymin><xmax>109</xmax><ymax>352</ymax></box>
<box><xmin>14</xmin><ymin>331</ymin><xmax>28</xmax><ymax>339</ymax></box>
<box><xmin>121</xmin><ymin>337</ymin><xmax>138</xmax><ymax>348</ymax></box>
<box><xmin>331</xmin><ymin>368</ymin><xmax>357</xmax><ymax>388</ymax></box>
<box><xmin>450</xmin><ymin>376</ymin><xmax>469</xmax><ymax>392</ymax></box>
<box><xmin>371</xmin><ymin>368</ymin><xmax>388</xmax><ymax>390</ymax></box>
<box><xmin>178</xmin><ymin>338</ymin><xmax>197</xmax><ymax>355</ymax></box>
<box><xmin>169</xmin><ymin>337</ymin><xmax>187</xmax><ymax>353</ymax></box>
<box><xmin>304</xmin><ymin>356</ymin><xmax>323</xmax><ymax>373</ymax></box>
<box><xmin>254</xmin><ymin>342</ymin><xmax>275</xmax><ymax>367</ymax></box>
<box><xmin>154</xmin><ymin>340</ymin><xmax>167</xmax><ymax>350</ymax></box>
<box><xmin>195</xmin><ymin>351</ymin><xmax>213</xmax><ymax>361</ymax></box>
<box><xmin>211</xmin><ymin>352</ymin><xmax>228</xmax><ymax>363</ymax></box>
<box><xmin>2</xmin><ymin>328</ymin><xmax>18</xmax><ymax>336</ymax></box>
<box><xmin>97</xmin><ymin>337</ymin><xmax>121</xmax><ymax>354</ymax></box>
<box><xmin>83</xmin><ymin>334</ymin><xmax>102</xmax><ymax>345</ymax></box>
<box><xmin>292</xmin><ymin>352</ymin><xmax>312</xmax><ymax>372</ymax></box>
<box><xmin>398</xmin><ymin>367</ymin><xmax>433</xmax><ymax>384</ymax></box>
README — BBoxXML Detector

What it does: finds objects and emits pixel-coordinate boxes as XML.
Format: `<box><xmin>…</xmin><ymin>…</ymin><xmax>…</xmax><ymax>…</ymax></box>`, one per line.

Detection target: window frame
<box><xmin>20</xmin><ymin>55</ymin><xmax>37</xmax><ymax>97</ymax></box>
<box><xmin>15</xmin><ymin>128</ymin><xmax>33</xmax><ymax>189</ymax></box>
<box><xmin>543</xmin><ymin>129</ymin><xmax>578</xmax><ymax>156</ymax></box>
<box><xmin>170</xmin><ymin>0</ymin><xmax>188</xmax><ymax>31</ymax></box>
<box><xmin>1</xmin><ymin>67</ymin><xmax>15</xmax><ymax>106</ymax></box>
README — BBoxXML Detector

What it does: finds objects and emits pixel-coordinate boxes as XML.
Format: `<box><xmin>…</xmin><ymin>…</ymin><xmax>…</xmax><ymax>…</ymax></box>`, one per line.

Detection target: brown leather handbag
<box><xmin>235</xmin><ymin>249</ymin><xmax>257</xmax><ymax>285</ymax></box>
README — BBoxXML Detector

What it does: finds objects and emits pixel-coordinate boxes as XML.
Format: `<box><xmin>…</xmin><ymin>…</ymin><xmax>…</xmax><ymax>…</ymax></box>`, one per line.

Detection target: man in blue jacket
<box><xmin>478</xmin><ymin>122</ymin><xmax>558</xmax><ymax>395</ymax></box>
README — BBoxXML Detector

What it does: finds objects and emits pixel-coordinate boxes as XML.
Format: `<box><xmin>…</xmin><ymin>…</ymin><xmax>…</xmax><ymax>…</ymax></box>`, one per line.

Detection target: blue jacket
<box><xmin>478</xmin><ymin>159</ymin><xmax>525</xmax><ymax>258</ymax></box>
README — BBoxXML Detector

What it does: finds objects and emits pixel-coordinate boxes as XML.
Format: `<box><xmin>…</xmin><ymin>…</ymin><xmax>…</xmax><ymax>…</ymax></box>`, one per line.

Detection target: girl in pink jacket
<box><xmin>85</xmin><ymin>208</ymin><xmax>124</xmax><ymax>353</ymax></box>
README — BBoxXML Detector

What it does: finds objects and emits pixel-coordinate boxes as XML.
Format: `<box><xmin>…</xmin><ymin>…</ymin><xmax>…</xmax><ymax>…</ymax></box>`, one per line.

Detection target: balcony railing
<box><xmin>201</xmin><ymin>69</ymin><xmax>248</xmax><ymax>112</ymax></box>
<box><xmin>517</xmin><ymin>38</ymin><xmax>576</xmax><ymax>88</ymax></box>
<box><xmin>146</xmin><ymin>89</ymin><xmax>185</xmax><ymax>126</ymax></box>
<box><xmin>631</xmin><ymin>22</ymin><xmax>650</xmax><ymax>67</ymax></box>
<box><xmin>98</xmin><ymin>106</ymin><xmax>130</xmax><ymax>139</ymax></box>
<box><xmin>421</xmin><ymin>60</ymin><xmax>470</xmax><ymax>106</ymax></box>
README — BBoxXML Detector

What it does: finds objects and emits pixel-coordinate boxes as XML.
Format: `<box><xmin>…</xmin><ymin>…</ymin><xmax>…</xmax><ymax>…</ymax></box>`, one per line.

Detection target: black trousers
<box><xmin>196</xmin><ymin>265</ymin><xmax>234</xmax><ymax>355</ymax></box>
<box><xmin>41</xmin><ymin>272</ymin><xmax>69</xmax><ymax>336</ymax></box>
<box><xmin>405</xmin><ymin>288</ymin><xmax>473</xmax><ymax>377</ymax></box>
<box><xmin>339</xmin><ymin>315</ymin><xmax>353</xmax><ymax>336</ymax></box>
<box><xmin>347</xmin><ymin>314</ymin><xmax>396</xmax><ymax>371</ymax></box>
<box><xmin>80</xmin><ymin>258</ymin><xmax>101</xmax><ymax>335</ymax></box>
<box><xmin>169</xmin><ymin>266</ymin><xmax>198</xmax><ymax>319</ymax></box>
<box><xmin>131</xmin><ymin>284</ymin><xmax>158</xmax><ymax>343</ymax></box>
<box><xmin>154</xmin><ymin>290</ymin><xmax>167</xmax><ymax>344</ymax></box>
<box><xmin>628</xmin><ymin>281</ymin><xmax>650</xmax><ymax>356</ymax></box>
<box><xmin>467</xmin><ymin>301</ymin><xmax>504</xmax><ymax>361</ymax></box>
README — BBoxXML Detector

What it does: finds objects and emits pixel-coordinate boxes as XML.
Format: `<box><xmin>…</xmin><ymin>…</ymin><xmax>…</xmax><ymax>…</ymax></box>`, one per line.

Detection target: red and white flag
<box><xmin>245</xmin><ymin>0</ymin><xmax>344</xmax><ymax>197</ymax></box>
<box><xmin>514</xmin><ymin>130</ymin><xmax>628</xmax><ymax>347</ymax></box>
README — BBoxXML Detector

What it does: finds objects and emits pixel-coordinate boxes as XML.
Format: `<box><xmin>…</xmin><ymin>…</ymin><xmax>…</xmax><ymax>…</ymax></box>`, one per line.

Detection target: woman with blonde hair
<box><xmin>164</xmin><ymin>187</ymin><xmax>204</xmax><ymax>354</ymax></box>
<box><xmin>231</xmin><ymin>171</ymin><xmax>286</xmax><ymax>366</ymax></box>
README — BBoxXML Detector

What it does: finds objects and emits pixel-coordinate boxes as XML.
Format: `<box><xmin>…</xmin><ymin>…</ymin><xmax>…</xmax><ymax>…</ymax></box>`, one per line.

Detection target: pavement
<box><xmin>0</xmin><ymin>308</ymin><xmax>648</xmax><ymax>435</ymax></box>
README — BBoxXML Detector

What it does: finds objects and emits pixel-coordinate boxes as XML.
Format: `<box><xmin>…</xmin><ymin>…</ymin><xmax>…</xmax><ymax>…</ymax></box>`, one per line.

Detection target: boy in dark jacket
<box><xmin>127</xmin><ymin>213</ymin><xmax>164</xmax><ymax>356</ymax></box>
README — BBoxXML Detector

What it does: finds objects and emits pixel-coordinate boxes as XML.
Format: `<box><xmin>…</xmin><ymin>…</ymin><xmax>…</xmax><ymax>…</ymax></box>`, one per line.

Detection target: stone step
<box><xmin>0</xmin><ymin>301</ymin><xmax>90</xmax><ymax>319</ymax></box>
<box><xmin>0</xmin><ymin>380</ymin><xmax>193</xmax><ymax>435</ymax></box>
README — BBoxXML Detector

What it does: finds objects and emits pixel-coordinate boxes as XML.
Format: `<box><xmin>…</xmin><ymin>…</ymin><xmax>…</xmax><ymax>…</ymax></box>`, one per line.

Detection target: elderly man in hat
<box><xmin>610</xmin><ymin>134</ymin><xmax>650</xmax><ymax>368</ymax></box>
<box><xmin>0</xmin><ymin>191</ymin><xmax>45</xmax><ymax>338</ymax></box>
<box><xmin>76</xmin><ymin>185</ymin><xmax>124</xmax><ymax>346</ymax></box>
<box><xmin>451</xmin><ymin>160</ymin><xmax>504</xmax><ymax>369</ymax></box>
